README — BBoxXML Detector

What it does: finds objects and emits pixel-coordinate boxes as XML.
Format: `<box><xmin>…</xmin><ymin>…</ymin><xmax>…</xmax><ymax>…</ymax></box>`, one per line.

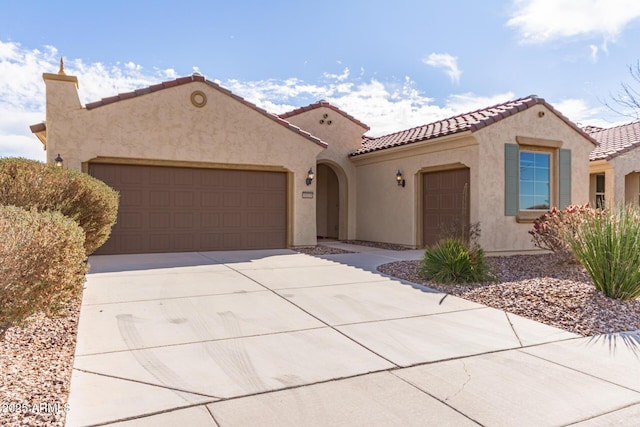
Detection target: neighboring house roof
<box><xmin>350</xmin><ymin>95</ymin><xmax>597</xmax><ymax>157</ymax></box>
<box><xmin>30</xmin><ymin>74</ymin><xmax>328</xmax><ymax>149</ymax></box>
<box><xmin>587</xmin><ymin>121</ymin><xmax>640</xmax><ymax>161</ymax></box>
<box><xmin>279</xmin><ymin>100</ymin><xmax>370</xmax><ymax>131</ymax></box>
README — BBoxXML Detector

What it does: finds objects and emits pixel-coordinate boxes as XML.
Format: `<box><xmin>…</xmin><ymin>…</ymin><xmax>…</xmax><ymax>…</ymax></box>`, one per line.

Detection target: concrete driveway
<box><xmin>66</xmin><ymin>243</ymin><xmax>640</xmax><ymax>426</ymax></box>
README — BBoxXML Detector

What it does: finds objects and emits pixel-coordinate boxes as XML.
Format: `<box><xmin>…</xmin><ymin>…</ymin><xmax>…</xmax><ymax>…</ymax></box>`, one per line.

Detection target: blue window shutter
<box><xmin>559</xmin><ymin>149</ymin><xmax>571</xmax><ymax>209</ymax></box>
<box><xmin>505</xmin><ymin>144</ymin><xmax>519</xmax><ymax>216</ymax></box>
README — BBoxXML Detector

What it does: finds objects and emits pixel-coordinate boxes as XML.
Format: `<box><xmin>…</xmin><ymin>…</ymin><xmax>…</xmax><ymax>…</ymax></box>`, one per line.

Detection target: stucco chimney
<box><xmin>42</xmin><ymin>57</ymin><xmax>81</xmax><ymax>114</ymax></box>
<box><xmin>41</xmin><ymin>58</ymin><xmax>82</xmax><ymax>165</ymax></box>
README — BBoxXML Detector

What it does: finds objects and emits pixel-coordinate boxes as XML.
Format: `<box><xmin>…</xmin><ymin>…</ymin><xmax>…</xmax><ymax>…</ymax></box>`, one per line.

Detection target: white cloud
<box><xmin>589</xmin><ymin>45</ymin><xmax>599</xmax><ymax>62</ymax></box>
<box><xmin>550</xmin><ymin>97</ymin><xmax>628</xmax><ymax>128</ymax></box>
<box><xmin>0</xmin><ymin>39</ymin><xmax>536</xmax><ymax>160</ymax></box>
<box><xmin>508</xmin><ymin>0</ymin><xmax>640</xmax><ymax>44</ymax></box>
<box><xmin>444</xmin><ymin>92</ymin><xmax>517</xmax><ymax>114</ymax></box>
<box><xmin>423</xmin><ymin>53</ymin><xmax>462</xmax><ymax>84</ymax></box>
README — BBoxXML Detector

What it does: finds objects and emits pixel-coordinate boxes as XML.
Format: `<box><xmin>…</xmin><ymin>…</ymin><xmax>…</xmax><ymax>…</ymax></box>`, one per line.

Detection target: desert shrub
<box><xmin>0</xmin><ymin>157</ymin><xmax>119</xmax><ymax>254</ymax></box>
<box><xmin>567</xmin><ymin>204</ymin><xmax>640</xmax><ymax>300</ymax></box>
<box><xmin>419</xmin><ymin>238</ymin><xmax>494</xmax><ymax>284</ymax></box>
<box><xmin>529</xmin><ymin>204</ymin><xmax>594</xmax><ymax>264</ymax></box>
<box><xmin>0</xmin><ymin>205</ymin><xmax>88</xmax><ymax>328</ymax></box>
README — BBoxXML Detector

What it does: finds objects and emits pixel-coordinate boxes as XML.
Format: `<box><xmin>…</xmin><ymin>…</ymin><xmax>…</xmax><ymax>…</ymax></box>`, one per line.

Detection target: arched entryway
<box><xmin>316</xmin><ymin>163</ymin><xmax>343</xmax><ymax>239</ymax></box>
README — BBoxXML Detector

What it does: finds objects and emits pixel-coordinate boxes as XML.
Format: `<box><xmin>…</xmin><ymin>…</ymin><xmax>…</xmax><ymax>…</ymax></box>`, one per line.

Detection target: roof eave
<box><xmin>29</xmin><ymin>122</ymin><xmax>47</xmax><ymax>148</ymax></box>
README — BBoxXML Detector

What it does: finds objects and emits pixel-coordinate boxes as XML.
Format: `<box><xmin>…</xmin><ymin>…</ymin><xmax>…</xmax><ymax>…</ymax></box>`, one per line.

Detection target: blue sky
<box><xmin>2</xmin><ymin>0</ymin><xmax>640</xmax><ymax>161</ymax></box>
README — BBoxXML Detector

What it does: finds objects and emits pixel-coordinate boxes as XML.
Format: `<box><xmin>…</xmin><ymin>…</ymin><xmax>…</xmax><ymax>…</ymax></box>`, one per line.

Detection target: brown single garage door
<box><xmin>422</xmin><ymin>168</ymin><xmax>470</xmax><ymax>247</ymax></box>
<box><xmin>90</xmin><ymin>164</ymin><xmax>287</xmax><ymax>255</ymax></box>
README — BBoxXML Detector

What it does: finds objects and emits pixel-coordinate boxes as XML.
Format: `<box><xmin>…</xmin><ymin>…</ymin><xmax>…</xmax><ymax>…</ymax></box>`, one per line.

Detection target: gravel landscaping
<box><xmin>378</xmin><ymin>254</ymin><xmax>640</xmax><ymax>336</ymax></box>
<box><xmin>295</xmin><ymin>245</ymin><xmax>355</xmax><ymax>255</ymax></box>
<box><xmin>0</xmin><ymin>301</ymin><xmax>79</xmax><ymax>427</ymax></box>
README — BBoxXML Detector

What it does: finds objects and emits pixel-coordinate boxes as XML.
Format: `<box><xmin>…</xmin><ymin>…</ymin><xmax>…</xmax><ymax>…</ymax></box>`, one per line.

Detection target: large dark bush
<box><xmin>0</xmin><ymin>206</ymin><xmax>88</xmax><ymax>328</ymax></box>
<box><xmin>0</xmin><ymin>158</ymin><xmax>119</xmax><ymax>254</ymax></box>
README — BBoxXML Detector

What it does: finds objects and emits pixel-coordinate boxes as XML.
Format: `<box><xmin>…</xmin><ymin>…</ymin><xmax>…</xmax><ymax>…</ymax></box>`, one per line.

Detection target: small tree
<box><xmin>605</xmin><ymin>60</ymin><xmax>640</xmax><ymax>120</ymax></box>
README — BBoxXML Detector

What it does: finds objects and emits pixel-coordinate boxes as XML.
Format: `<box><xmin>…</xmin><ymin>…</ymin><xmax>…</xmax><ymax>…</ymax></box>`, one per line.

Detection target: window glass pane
<box><xmin>520</xmin><ymin>181</ymin><xmax>534</xmax><ymax>195</ymax></box>
<box><xmin>520</xmin><ymin>152</ymin><xmax>535</xmax><ymax>167</ymax></box>
<box><xmin>520</xmin><ymin>195</ymin><xmax>535</xmax><ymax>210</ymax></box>
<box><xmin>520</xmin><ymin>167</ymin><xmax>534</xmax><ymax>180</ymax></box>
<box><xmin>534</xmin><ymin>167</ymin><xmax>549</xmax><ymax>181</ymax></box>
<box><xmin>532</xmin><ymin>195</ymin><xmax>549</xmax><ymax>210</ymax></box>
<box><xmin>519</xmin><ymin>151</ymin><xmax>550</xmax><ymax>211</ymax></box>
<box><xmin>596</xmin><ymin>175</ymin><xmax>605</xmax><ymax>193</ymax></box>
<box><xmin>534</xmin><ymin>154</ymin><xmax>549</xmax><ymax>168</ymax></box>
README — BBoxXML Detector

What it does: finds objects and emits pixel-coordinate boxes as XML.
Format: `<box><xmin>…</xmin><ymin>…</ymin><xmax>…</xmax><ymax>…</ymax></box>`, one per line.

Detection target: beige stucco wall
<box><xmin>604</xmin><ymin>149</ymin><xmax>640</xmax><ymax>207</ymax></box>
<box><xmin>474</xmin><ymin>105</ymin><xmax>594</xmax><ymax>253</ymax></box>
<box><xmin>352</xmin><ymin>104</ymin><xmax>594</xmax><ymax>254</ymax></box>
<box><xmin>283</xmin><ymin>106</ymin><xmax>366</xmax><ymax>240</ymax></box>
<box><xmin>42</xmin><ymin>76</ymin><xmax>324</xmax><ymax>247</ymax></box>
<box><xmin>351</xmin><ymin>134</ymin><xmax>480</xmax><ymax>247</ymax></box>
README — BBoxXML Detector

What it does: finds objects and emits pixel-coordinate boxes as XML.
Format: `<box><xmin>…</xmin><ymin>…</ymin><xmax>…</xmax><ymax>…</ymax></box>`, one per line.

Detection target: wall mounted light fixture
<box><xmin>396</xmin><ymin>170</ymin><xmax>405</xmax><ymax>187</ymax></box>
<box><xmin>306</xmin><ymin>168</ymin><xmax>315</xmax><ymax>186</ymax></box>
<box><xmin>54</xmin><ymin>154</ymin><xmax>64</xmax><ymax>167</ymax></box>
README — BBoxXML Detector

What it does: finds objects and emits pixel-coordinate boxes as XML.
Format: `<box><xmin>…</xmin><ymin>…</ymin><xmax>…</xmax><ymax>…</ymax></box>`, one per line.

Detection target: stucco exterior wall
<box><xmin>607</xmin><ymin>150</ymin><xmax>640</xmax><ymax>207</ymax></box>
<box><xmin>283</xmin><ymin>106</ymin><xmax>365</xmax><ymax>240</ymax></box>
<box><xmin>351</xmin><ymin>134</ymin><xmax>479</xmax><ymax>247</ymax></box>
<box><xmin>475</xmin><ymin>105</ymin><xmax>594</xmax><ymax>253</ymax></box>
<box><xmin>43</xmin><ymin>76</ymin><xmax>324</xmax><ymax>247</ymax></box>
<box><xmin>352</xmin><ymin>104</ymin><xmax>594</xmax><ymax>254</ymax></box>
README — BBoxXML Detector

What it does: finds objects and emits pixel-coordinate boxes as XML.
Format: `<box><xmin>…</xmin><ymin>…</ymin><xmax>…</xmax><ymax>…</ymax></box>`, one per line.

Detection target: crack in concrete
<box><xmin>445</xmin><ymin>360</ymin><xmax>472</xmax><ymax>402</ymax></box>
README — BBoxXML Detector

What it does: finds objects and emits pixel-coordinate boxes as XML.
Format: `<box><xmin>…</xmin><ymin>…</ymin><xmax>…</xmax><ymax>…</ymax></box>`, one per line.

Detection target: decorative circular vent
<box><xmin>191</xmin><ymin>91</ymin><xmax>207</xmax><ymax>108</ymax></box>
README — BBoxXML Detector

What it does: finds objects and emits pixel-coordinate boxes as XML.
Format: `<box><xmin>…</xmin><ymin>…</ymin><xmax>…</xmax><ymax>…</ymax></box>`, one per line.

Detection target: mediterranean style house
<box><xmin>30</xmin><ymin>65</ymin><xmax>597</xmax><ymax>255</ymax></box>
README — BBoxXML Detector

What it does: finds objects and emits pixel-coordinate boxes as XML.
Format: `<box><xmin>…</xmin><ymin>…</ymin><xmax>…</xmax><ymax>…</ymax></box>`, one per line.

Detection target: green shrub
<box><xmin>419</xmin><ymin>238</ymin><xmax>494</xmax><ymax>284</ymax></box>
<box><xmin>529</xmin><ymin>204</ymin><xmax>594</xmax><ymax>264</ymax></box>
<box><xmin>0</xmin><ymin>205</ymin><xmax>88</xmax><ymax>328</ymax></box>
<box><xmin>567</xmin><ymin>204</ymin><xmax>640</xmax><ymax>300</ymax></box>
<box><xmin>0</xmin><ymin>157</ymin><xmax>119</xmax><ymax>254</ymax></box>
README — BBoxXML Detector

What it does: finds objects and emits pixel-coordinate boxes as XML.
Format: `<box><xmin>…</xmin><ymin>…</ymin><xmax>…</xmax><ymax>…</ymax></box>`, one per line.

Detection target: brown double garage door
<box><xmin>90</xmin><ymin>164</ymin><xmax>287</xmax><ymax>255</ymax></box>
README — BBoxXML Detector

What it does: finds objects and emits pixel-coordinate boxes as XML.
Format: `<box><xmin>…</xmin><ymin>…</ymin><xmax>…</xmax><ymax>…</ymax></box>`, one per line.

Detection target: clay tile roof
<box><xmin>79</xmin><ymin>74</ymin><xmax>327</xmax><ymax>148</ymax></box>
<box><xmin>350</xmin><ymin>95</ymin><xmax>596</xmax><ymax>157</ymax></box>
<box><xmin>279</xmin><ymin>100</ymin><xmax>370</xmax><ymax>131</ymax></box>
<box><xmin>587</xmin><ymin>121</ymin><xmax>640</xmax><ymax>160</ymax></box>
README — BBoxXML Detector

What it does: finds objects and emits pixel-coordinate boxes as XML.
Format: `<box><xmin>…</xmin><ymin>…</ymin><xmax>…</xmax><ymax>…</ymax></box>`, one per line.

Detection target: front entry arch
<box><xmin>316</xmin><ymin>163</ymin><xmax>340</xmax><ymax>239</ymax></box>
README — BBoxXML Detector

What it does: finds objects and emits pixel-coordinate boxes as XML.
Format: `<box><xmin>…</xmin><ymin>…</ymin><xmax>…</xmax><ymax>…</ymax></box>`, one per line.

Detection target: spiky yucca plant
<box><xmin>567</xmin><ymin>204</ymin><xmax>640</xmax><ymax>300</ymax></box>
<box><xmin>419</xmin><ymin>238</ymin><xmax>494</xmax><ymax>284</ymax></box>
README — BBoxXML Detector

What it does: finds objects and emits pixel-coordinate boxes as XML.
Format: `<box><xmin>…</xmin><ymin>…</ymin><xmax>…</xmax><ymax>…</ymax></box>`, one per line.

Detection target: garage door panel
<box><xmin>174</xmin><ymin>212</ymin><xmax>193</xmax><ymax>228</ymax></box>
<box><xmin>201</xmin><ymin>212</ymin><xmax>220</xmax><ymax>228</ymax></box>
<box><xmin>121</xmin><ymin>212</ymin><xmax>143</xmax><ymax>229</ymax></box>
<box><xmin>174</xmin><ymin>191</ymin><xmax>194</xmax><ymax>207</ymax></box>
<box><xmin>173</xmin><ymin>169</ymin><xmax>194</xmax><ymax>186</ymax></box>
<box><xmin>149</xmin><ymin>234</ymin><xmax>170</xmax><ymax>251</ymax></box>
<box><xmin>223</xmin><ymin>192</ymin><xmax>242</xmax><ymax>208</ymax></box>
<box><xmin>223</xmin><ymin>233</ymin><xmax>242</xmax><ymax>248</ymax></box>
<box><xmin>201</xmin><ymin>192</ymin><xmax>221</xmax><ymax>207</ymax></box>
<box><xmin>149</xmin><ymin>212</ymin><xmax>170</xmax><ymax>228</ymax></box>
<box><xmin>89</xmin><ymin>164</ymin><xmax>287</xmax><ymax>254</ymax></box>
<box><xmin>150</xmin><ymin>191</ymin><xmax>170</xmax><ymax>207</ymax></box>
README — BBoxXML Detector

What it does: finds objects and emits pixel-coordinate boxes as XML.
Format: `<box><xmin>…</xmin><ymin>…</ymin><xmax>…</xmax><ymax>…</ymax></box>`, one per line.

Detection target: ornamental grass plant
<box><xmin>567</xmin><ymin>204</ymin><xmax>640</xmax><ymax>301</ymax></box>
<box><xmin>419</xmin><ymin>238</ymin><xmax>494</xmax><ymax>284</ymax></box>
